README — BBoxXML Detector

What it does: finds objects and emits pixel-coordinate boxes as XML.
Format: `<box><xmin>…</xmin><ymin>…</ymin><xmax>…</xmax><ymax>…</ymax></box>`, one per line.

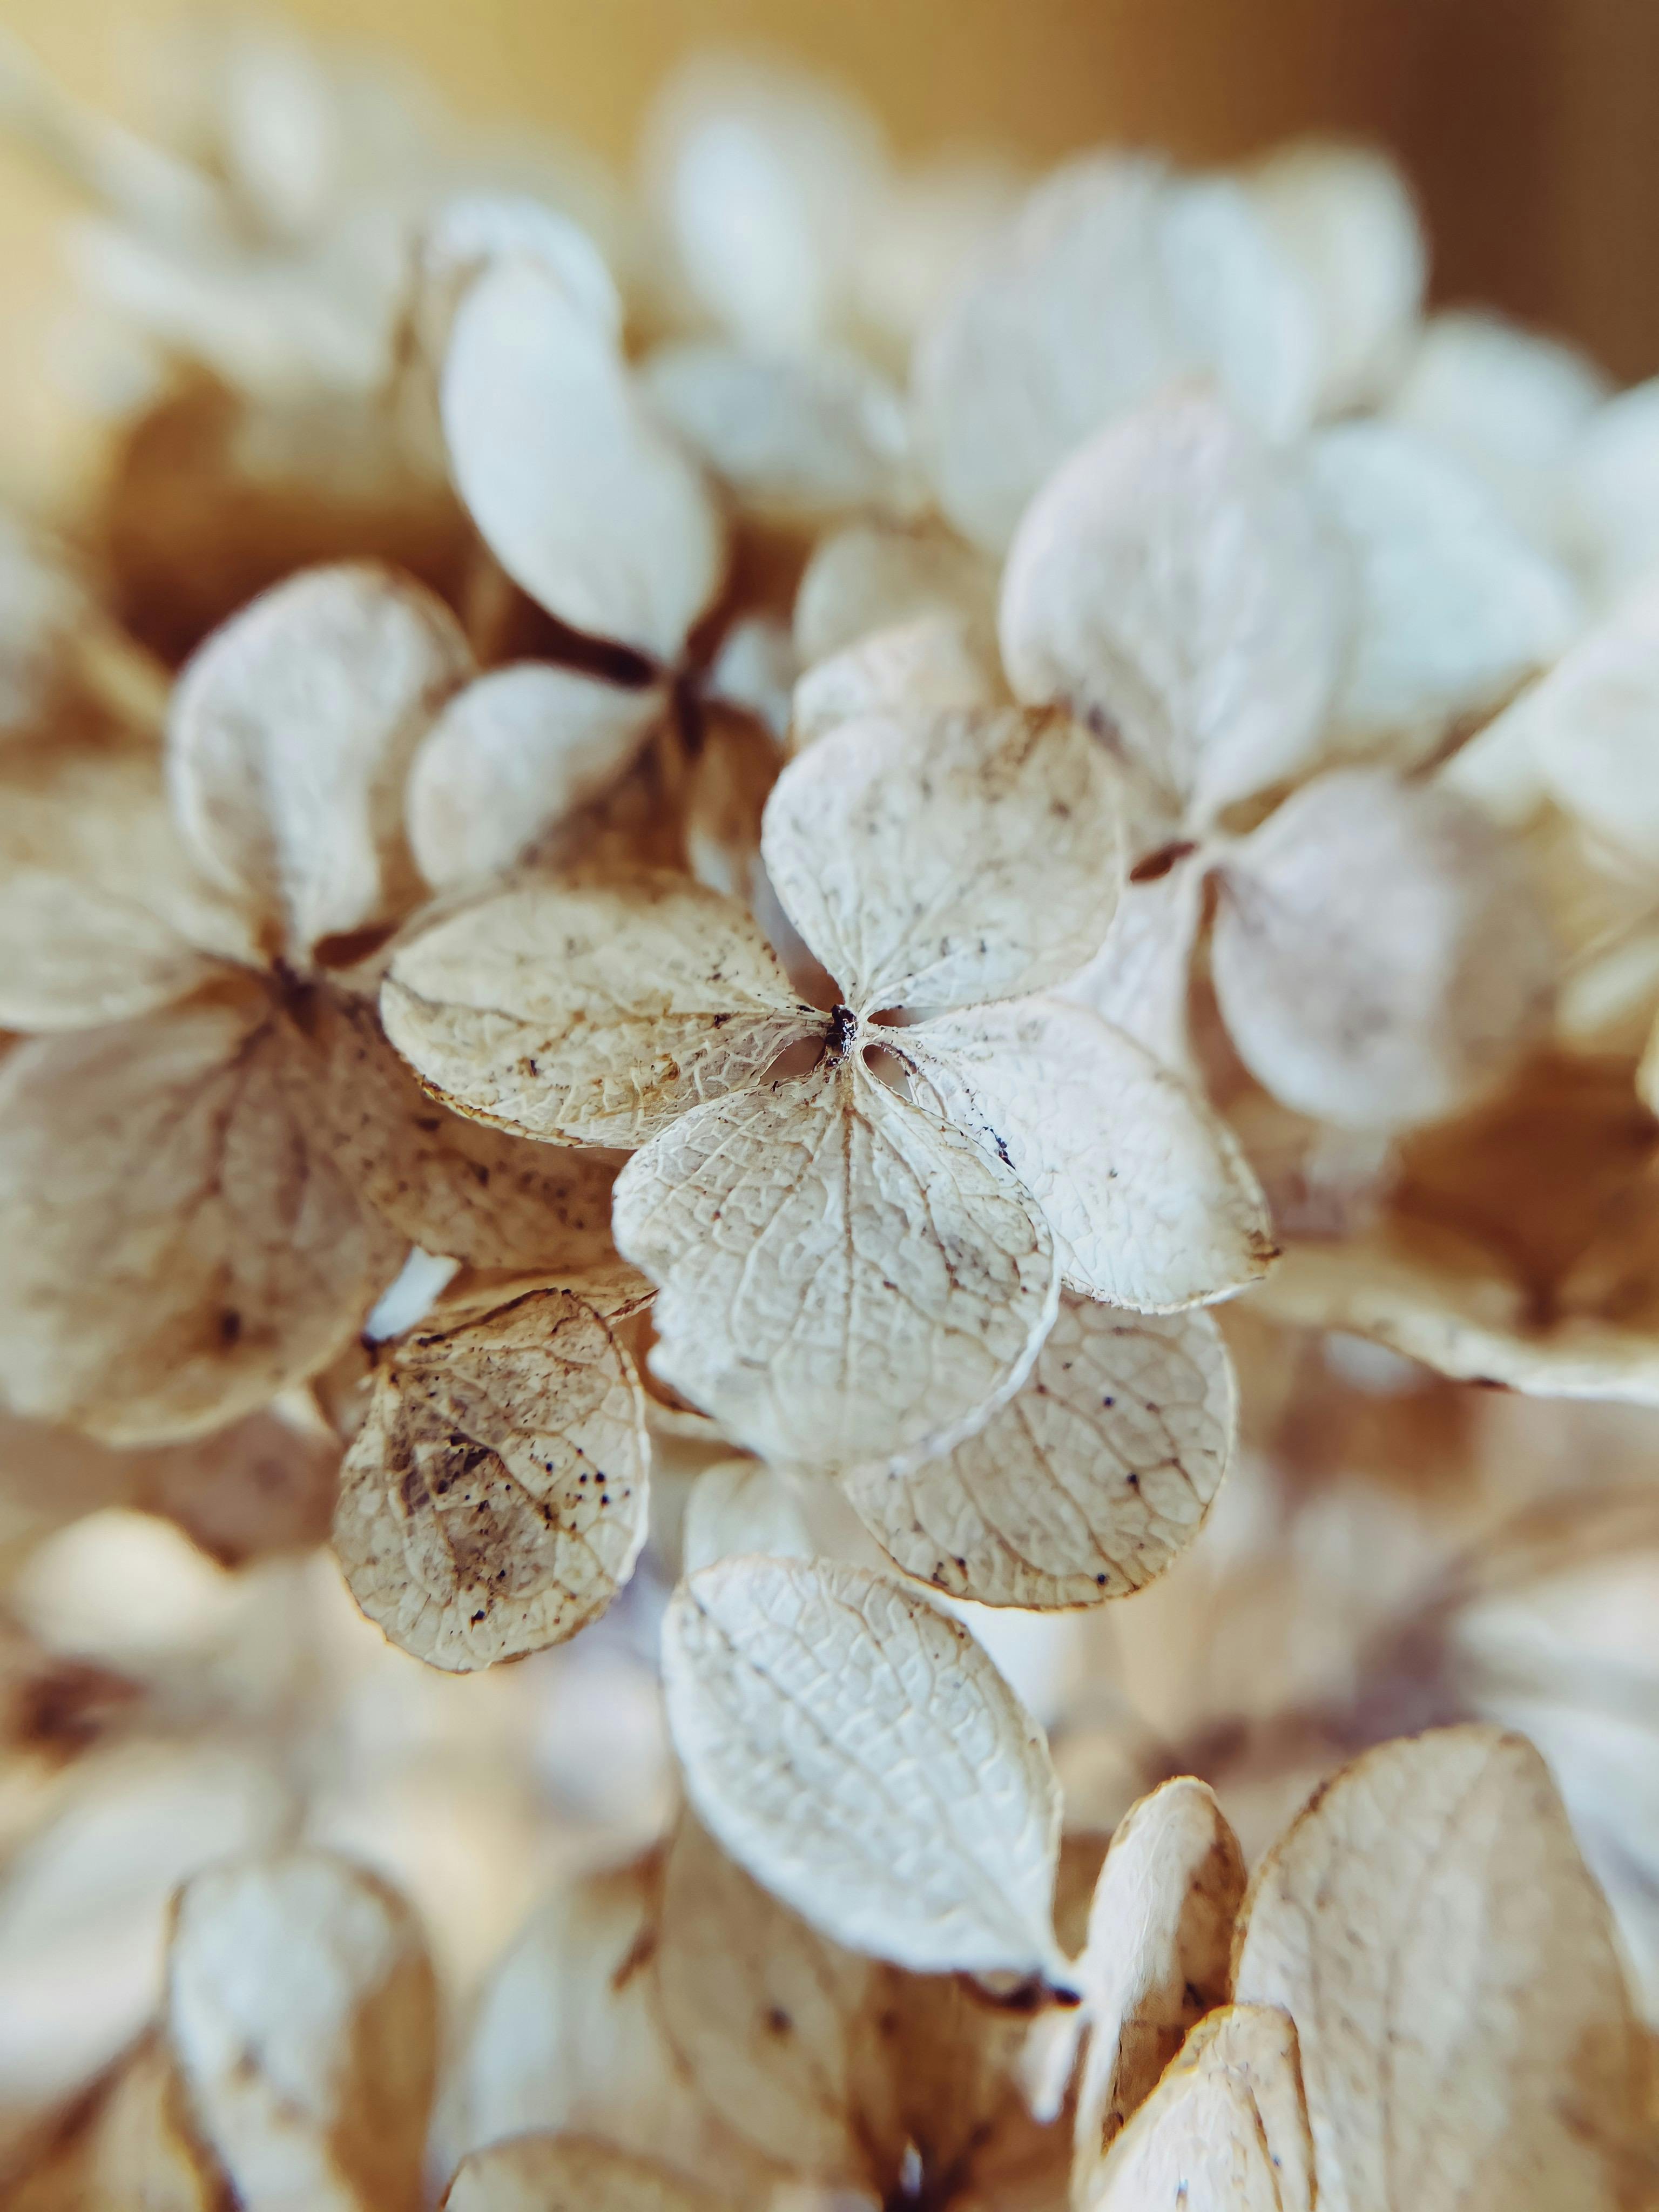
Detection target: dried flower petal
<box><xmin>382</xmin><ymin>873</ymin><xmax>814</xmax><ymax>1147</ymax></box>
<box><xmin>1233</xmin><ymin>1727</ymin><xmax>1654</xmax><ymax>2211</ymax></box>
<box><xmin>904</xmin><ymin>997</ymin><xmax>1276</xmax><ymax>1307</ymax></box>
<box><xmin>442</xmin><ymin>260</ymin><xmax>725</xmax><ymax>660</ymax></box>
<box><xmin>167</xmin><ymin>1850</ymin><xmax>437</xmax><ymax>2212</ymax></box>
<box><xmin>844</xmin><ymin>1296</ymin><xmax>1232</xmax><ymax>1608</ymax></box>
<box><xmin>0</xmin><ymin>738</ymin><xmax>258</xmax><ymax>1032</ymax></box>
<box><xmin>1059</xmin><ymin>855</ymin><xmax>1207</xmax><ymax>1077</ymax></box>
<box><xmin>315</xmin><ymin>989</ymin><xmax>625</xmax><ymax>1270</ymax></box>
<box><xmin>443</xmin><ymin>2135</ymin><xmax>721</xmax><ymax>2212</ymax></box>
<box><xmin>662</xmin><ymin>1556</ymin><xmax>1065</xmax><ymax>1975</ymax></box>
<box><xmin>793</xmin><ymin>516</ymin><xmax>997</xmax><ymax>667</ymax></box>
<box><xmin>682</xmin><ymin>1460</ymin><xmax>814</xmax><ymax>1574</ymax></box>
<box><xmin>1308</xmin><ymin>421</ymin><xmax>1579</xmax><ymax>759</ymax></box>
<box><xmin>408</xmin><ymin>664</ymin><xmax>666</xmax><ymax>892</ymax></box>
<box><xmin>615</xmin><ymin>1060</ymin><xmax>1058</xmax><ymax>1472</ymax></box>
<box><xmin>640</xmin><ymin>341</ymin><xmax>918</xmax><ymax>523</ymax></box>
<box><xmin>334</xmin><ymin>1284</ymin><xmax>648</xmax><ymax>1670</ymax></box>
<box><xmin>791</xmin><ymin>612</ymin><xmax>1000</xmax><ymax>752</ymax></box>
<box><xmin>0</xmin><ymin>990</ymin><xmax>392</xmax><ymax>1444</ymax></box>
<box><xmin>167</xmin><ymin>562</ymin><xmax>473</xmax><ymax>965</ymax></box>
<box><xmin>1210</xmin><ymin>769</ymin><xmax>1555</xmax><ymax>1131</ymax></box>
<box><xmin>762</xmin><ymin>706</ymin><xmax>1120</xmax><ymax>1015</ymax></box>
<box><xmin>1071</xmin><ymin>1778</ymin><xmax>1246</xmax><ymax>2182</ymax></box>
<box><xmin>1083</xmin><ymin>2005</ymin><xmax>1316</xmax><ymax>2212</ymax></box>
<box><xmin>1000</xmin><ymin>393</ymin><xmax>1348</xmax><ymax>826</ymax></box>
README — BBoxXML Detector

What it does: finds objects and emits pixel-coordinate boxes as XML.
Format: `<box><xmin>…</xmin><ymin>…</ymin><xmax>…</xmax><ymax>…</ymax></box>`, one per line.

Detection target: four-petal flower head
<box><xmin>382</xmin><ymin>702</ymin><xmax>1274</xmax><ymax>1473</ymax></box>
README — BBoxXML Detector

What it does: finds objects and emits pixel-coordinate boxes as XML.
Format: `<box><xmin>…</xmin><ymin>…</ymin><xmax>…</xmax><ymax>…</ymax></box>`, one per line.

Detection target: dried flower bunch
<box><xmin>1</xmin><ymin>20</ymin><xmax>1659</xmax><ymax>2209</ymax></box>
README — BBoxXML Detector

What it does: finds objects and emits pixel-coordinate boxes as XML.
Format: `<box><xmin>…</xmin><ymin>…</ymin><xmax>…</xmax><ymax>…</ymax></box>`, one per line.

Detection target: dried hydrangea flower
<box><xmin>1001</xmin><ymin>390</ymin><xmax>1560</xmax><ymax>1134</ymax></box>
<box><xmin>385</xmin><ymin>703</ymin><xmax>1270</xmax><ymax>1471</ymax></box>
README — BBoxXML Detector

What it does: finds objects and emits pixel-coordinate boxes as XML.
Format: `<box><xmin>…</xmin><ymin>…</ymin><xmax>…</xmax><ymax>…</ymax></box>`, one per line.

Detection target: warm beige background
<box><xmin>2</xmin><ymin>0</ymin><xmax>1657</xmax><ymax>497</ymax></box>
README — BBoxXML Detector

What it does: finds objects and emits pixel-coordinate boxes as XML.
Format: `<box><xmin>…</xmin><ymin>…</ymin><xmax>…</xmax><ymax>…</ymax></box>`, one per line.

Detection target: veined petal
<box><xmin>613</xmin><ymin>1058</ymin><xmax>1058</xmax><ymax>1474</ymax></box>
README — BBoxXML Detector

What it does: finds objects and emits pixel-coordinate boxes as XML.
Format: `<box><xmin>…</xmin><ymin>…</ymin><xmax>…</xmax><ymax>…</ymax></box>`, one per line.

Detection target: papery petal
<box><xmin>381</xmin><ymin>873</ymin><xmax>814</xmax><ymax>1148</ymax></box>
<box><xmin>793</xmin><ymin>516</ymin><xmax>997</xmax><ymax>667</ymax></box>
<box><xmin>408</xmin><ymin>664</ymin><xmax>666</xmax><ymax>892</ymax></box>
<box><xmin>613</xmin><ymin>1059</ymin><xmax>1058</xmax><ymax>1474</ymax></box>
<box><xmin>762</xmin><ymin>706</ymin><xmax>1120</xmax><ymax>1015</ymax></box>
<box><xmin>443</xmin><ymin>2135</ymin><xmax>724</xmax><ymax>2212</ymax></box>
<box><xmin>1000</xmin><ymin>392</ymin><xmax>1348</xmax><ymax>826</ymax></box>
<box><xmin>791</xmin><ymin>612</ymin><xmax>1001</xmax><ymax>752</ymax></box>
<box><xmin>442</xmin><ymin>260</ymin><xmax>726</xmax><ymax>660</ymax></box>
<box><xmin>905</xmin><ymin>997</ymin><xmax>1276</xmax><ymax>1309</ymax></box>
<box><xmin>1058</xmin><ymin>851</ymin><xmax>1208</xmax><ymax>1078</ymax></box>
<box><xmin>1209</xmin><ymin>768</ymin><xmax>1555</xmax><ymax>1131</ymax></box>
<box><xmin>167</xmin><ymin>562</ymin><xmax>473</xmax><ymax>965</ymax></box>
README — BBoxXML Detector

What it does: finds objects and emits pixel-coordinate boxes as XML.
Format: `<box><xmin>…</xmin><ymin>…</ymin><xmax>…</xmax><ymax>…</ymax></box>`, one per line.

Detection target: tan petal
<box><xmin>1249</xmin><ymin>141</ymin><xmax>1426</xmax><ymax>414</ymax></box>
<box><xmin>1210</xmin><ymin>769</ymin><xmax>1556</xmax><ymax>1131</ymax></box>
<box><xmin>1071</xmin><ymin>1778</ymin><xmax>1246</xmax><ymax>2184</ymax></box>
<box><xmin>1059</xmin><ymin>853</ymin><xmax>1207</xmax><ymax>1078</ymax></box>
<box><xmin>3</xmin><ymin>2035</ymin><xmax>222</xmax><ymax>2211</ymax></box>
<box><xmin>333</xmin><ymin>1285</ymin><xmax>648</xmax><ymax>1671</ymax></box>
<box><xmin>167</xmin><ymin>563</ymin><xmax>474</xmax><ymax>965</ymax></box>
<box><xmin>0</xmin><ymin>990</ymin><xmax>393</xmax><ymax>1444</ymax></box>
<box><xmin>845</xmin><ymin>1296</ymin><xmax>1233</xmax><ymax>1609</ymax></box>
<box><xmin>682</xmin><ymin>1459</ymin><xmax>814</xmax><ymax>1574</ymax></box>
<box><xmin>1000</xmin><ymin>393</ymin><xmax>1348</xmax><ymax>826</ymax></box>
<box><xmin>613</xmin><ymin>1060</ymin><xmax>1058</xmax><ymax>1473</ymax></box>
<box><xmin>791</xmin><ymin>611</ymin><xmax>1001</xmax><ymax>752</ymax></box>
<box><xmin>653</xmin><ymin>1811</ymin><xmax>888</xmax><ymax>2180</ymax></box>
<box><xmin>442</xmin><ymin>2135</ymin><xmax>721</xmax><ymax>2212</ymax></box>
<box><xmin>1309</xmin><ymin>421</ymin><xmax>1579</xmax><ymax>761</ymax></box>
<box><xmin>793</xmin><ymin>516</ymin><xmax>998</xmax><ymax>667</ymax></box>
<box><xmin>0</xmin><ymin>738</ymin><xmax>260</xmax><ymax>1033</ymax></box>
<box><xmin>167</xmin><ymin>1850</ymin><xmax>437</xmax><ymax>2212</ymax></box>
<box><xmin>1082</xmin><ymin>2005</ymin><xmax>1316</xmax><ymax>2212</ymax></box>
<box><xmin>1233</xmin><ymin>1727</ymin><xmax>1654</xmax><ymax>2212</ymax></box>
<box><xmin>662</xmin><ymin>1556</ymin><xmax>1065</xmax><ymax>1975</ymax></box>
<box><xmin>315</xmin><ymin>989</ymin><xmax>625</xmax><ymax>1270</ymax></box>
<box><xmin>1477</xmin><ymin>577</ymin><xmax>1659</xmax><ymax>866</ymax></box>
<box><xmin>453</xmin><ymin>1851</ymin><xmax>769</xmax><ymax>2196</ymax></box>
<box><xmin>442</xmin><ymin>260</ymin><xmax>726</xmax><ymax>661</ymax></box>
<box><xmin>763</xmin><ymin>707</ymin><xmax>1120</xmax><ymax>1015</ymax></box>
<box><xmin>381</xmin><ymin>873</ymin><xmax>814</xmax><ymax>1147</ymax></box>
<box><xmin>0</xmin><ymin>513</ymin><xmax>97</xmax><ymax>743</ymax></box>
<box><xmin>905</xmin><ymin>997</ymin><xmax>1276</xmax><ymax>1308</ymax></box>
<box><xmin>683</xmin><ymin>703</ymin><xmax>783</xmax><ymax>911</ymax></box>
<box><xmin>408</xmin><ymin>665</ymin><xmax>666</xmax><ymax>892</ymax></box>
<box><xmin>639</xmin><ymin>341</ymin><xmax>919</xmax><ymax>523</ymax></box>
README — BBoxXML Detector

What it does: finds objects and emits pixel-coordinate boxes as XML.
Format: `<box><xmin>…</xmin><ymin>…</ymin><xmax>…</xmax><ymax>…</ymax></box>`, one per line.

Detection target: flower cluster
<box><xmin>0</xmin><ymin>23</ymin><xmax>1656</xmax><ymax>2209</ymax></box>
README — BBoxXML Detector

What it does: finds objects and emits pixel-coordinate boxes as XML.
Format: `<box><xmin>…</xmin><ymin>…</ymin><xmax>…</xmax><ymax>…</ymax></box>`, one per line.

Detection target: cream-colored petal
<box><xmin>613</xmin><ymin>1060</ymin><xmax>1058</xmax><ymax>1474</ymax></box>
<box><xmin>790</xmin><ymin>611</ymin><xmax>1001</xmax><ymax>752</ymax></box>
<box><xmin>442</xmin><ymin>260</ymin><xmax>726</xmax><ymax>661</ymax></box>
<box><xmin>334</xmin><ymin>1285</ymin><xmax>648</xmax><ymax>1671</ymax></box>
<box><xmin>1249</xmin><ymin>140</ymin><xmax>1426</xmax><ymax>414</ymax></box>
<box><xmin>1475</xmin><ymin>576</ymin><xmax>1659</xmax><ymax>866</ymax></box>
<box><xmin>1155</xmin><ymin>176</ymin><xmax>1320</xmax><ymax>443</ymax></box>
<box><xmin>706</xmin><ymin>615</ymin><xmax>798</xmax><ymax>741</ymax></box>
<box><xmin>683</xmin><ymin>703</ymin><xmax>783</xmax><ymax>913</ymax></box>
<box><xmin>845</xmin><ymin>1296</ymin><xmax>1233</xmax><ymax>1609</ymax></box>
<box><xmin>793</xmin><ymin>516</ymin><xmax>998</xmax><ymax>667</ymax></box>
<box><xmin>167</xmin><ymin>1850</ymin><xmax>437</xmax><ymax>2212</ymax></box>
<box><xmin>442</xmin><ymin>2136</ymin><xmax>722</xmax><ymax>2212</ymax></box>
<box><xmin>1210</xmin><ymin>769</ymin><xmax>1555</xmax><ymax>1132</ymax></box>
<box><xmin>639</xmin><ymin>341</ymin><xmax>919</xmax><ymax>524</ymax></box>
<box><xmin>167</xmin><ymin>562</ymin><xmax>473</xmax><ymax>965</ymax></box>
<box><xmin>1082</xmin><ymin>2006</ymin><xmax>1316</xmax><ymax>2212</ymax></box>
<box><xmin>419</xmin><ymin>191</ymin><xmax>623</xmax><ymax>352</ymax></box>
<box><xmin>662</xmin><ymin>1556</ymin><xmax>1065</xmax><ymax>1977</ymax></box>
<box><xmin>682</xmin><ymin>1459</ymin><xmax>814</xmax><ymax>1574</ymax></box>
<box><xmin>653</xmin><ymin>1811</ymin><xmax>888</xmax><ymax>2181</ymax></box>
<box><xmin>1058</xmin><ymin>852</ymin><xmax>1207</xmax><ymax>1078</ymax></box>
<box><xmin>1000</xmin><ymin>393</ymin><xmax>1348</xmax><ymax>825</ymax></box>
<box><xmin>408</xmin><ymin>665</ymin><xmax>666</xmax><ymax>892</ymax></box>
<box><xmin>451</xmin><ymin>1852</ymin><xmax>768</xmax><ymax>2198</ymax></box>
<box><xmin>3</xmin><ymin>2034</ymin><xmax>222</xmax><ymax>2210</ymax></box>
<box><xmin>1309</xmin><ymin>420</ymin><xmax>1580</xmax><ymax>763</ymax></box>
<box><xmin>1071</xmin><ymin>1778</ymin><xmax>1246</xmax><ymax>2186</ymax></box>
<box><xmin>1233</xmin><ymin>1727</ymin><xmax>1654</xmax><ymax>2212</ymax></box>
<box><xmin>0</xmin><ymin>738</ymin><xmax>258</xmax><ymax>1032</ymax></box>
<box><xmin>314</xmin><ymin>989</ymin><xmax>625</xmax><ymax>1271</ymax></box>
<box><xmin>905</xmin><ymin>997</ymin><xmax>1276</xmax><ymax>1309</ymax></box>
<box><xmin>381</xmin><ymin>873</ymin><xmax>814</xmax><ymax>1147</ymax></box>
<box><xmin>0</xmin><ymin>512</ymin><xmax>98</xmax><ymax>743</ymax></box>
<box><xmin>763</xmin><ymin>706</ymin><xmax>1120</xmax><ymax>1015</ymax></box>
<box><xmin>0</xmin><ymin>991</ymin><xmax>393</xmax><ymax>1445</ymax></box>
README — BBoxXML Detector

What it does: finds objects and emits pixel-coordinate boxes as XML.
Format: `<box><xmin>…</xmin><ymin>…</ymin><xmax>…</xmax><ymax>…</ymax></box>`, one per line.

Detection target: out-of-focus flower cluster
<box><xmin>0</xmin><ymin>19</ymin><xmax>1656</xmax><ymax>2208</ymax></box>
